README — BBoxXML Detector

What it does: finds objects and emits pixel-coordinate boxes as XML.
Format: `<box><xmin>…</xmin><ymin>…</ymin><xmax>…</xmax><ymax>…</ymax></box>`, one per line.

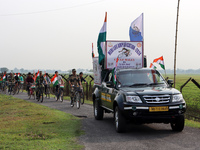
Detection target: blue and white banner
<box><xmin>129</xmin><ymin>13</ymin><xmax>143</xmax><ymax>41</ymax></box>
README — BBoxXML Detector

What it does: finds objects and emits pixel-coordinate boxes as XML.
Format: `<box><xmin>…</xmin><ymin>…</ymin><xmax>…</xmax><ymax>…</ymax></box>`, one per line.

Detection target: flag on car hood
<box><xmin>153</xmin><ymin>56</ymin><xmax>165</xmax><ymax>70</ymax></box>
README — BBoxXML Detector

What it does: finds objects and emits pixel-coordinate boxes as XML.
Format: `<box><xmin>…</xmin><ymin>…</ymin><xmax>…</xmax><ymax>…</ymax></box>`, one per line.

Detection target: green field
<box><xmin>166</xmin><ymin>74</ymin><xmax>200</xmax><ymax>120</ymax></box>
<box><xmin>0</xmin><ymin>94</ymin><xmax>84</xmax><ymax>150</ymax></box>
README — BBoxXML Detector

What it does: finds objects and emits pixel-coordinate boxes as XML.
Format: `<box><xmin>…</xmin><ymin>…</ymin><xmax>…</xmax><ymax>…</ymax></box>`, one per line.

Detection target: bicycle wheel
<box><xmin>17</xmin><ymin>86</ymin><xmax>20</xmax><ymax>94</ymax></box>
<box><xmin>47</xmin><ymin>88</ymin><xmax>50</xmax><ymax>99</ymax></box>
<box><xmin>40</xmin><ymin>89</ymin><xmax>43</xmax><ymax>103</ymax></box>
<box><xmin>81</xmin><ymin>92</ymin><xmax>84</xmax><ymax>105</ymax></box>
<box><xmin>76</xmin><ymin>92</ymin><xmax>80</xmax><ymax>109</ymax></box>
<box><xmin>37</xmin><ymin>91</ymin><xmax>40</xmax><ymax>101</ymax></box>
<box><xmin>60</xmin><ymin>90</ymin><xmax>63</xmax><ymax>102</ymax></box>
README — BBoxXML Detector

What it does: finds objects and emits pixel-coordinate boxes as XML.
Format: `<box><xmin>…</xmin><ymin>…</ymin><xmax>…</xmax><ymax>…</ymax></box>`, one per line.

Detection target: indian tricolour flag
<box><xmin>34</xmin><ymin>70</ymin><xmax>39</xmax><ymax>81</ymax></box>
<box><xmin>149</xmin><ymin>63</ymin><xmax>157</xmax><ymax>69</ymax></box>
<box><xmin>97</xmin><ymin>12</ymin><xmax>107</xmax><ymax>64</ymax></box>
<box><xmin>3</xmin><ymin>74</ymin><xmax>6</xmax><ymax>81</ymax></box>
<box><xmin>153</xmin><ymin>56</ymin><xmax>165</xmax><ymax>70</ymax></box>
<box><xmin>51</xmin><ymin>74</ymin><xmax>58</xmax><ymax>87</ymax></box>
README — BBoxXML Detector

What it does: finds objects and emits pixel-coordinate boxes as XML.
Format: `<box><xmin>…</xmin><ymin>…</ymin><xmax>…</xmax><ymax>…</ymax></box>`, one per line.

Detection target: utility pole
<box><xmin>174</xmin><ymin>0</ymin><xmax>180</xmax><ymax>88</ymax></box>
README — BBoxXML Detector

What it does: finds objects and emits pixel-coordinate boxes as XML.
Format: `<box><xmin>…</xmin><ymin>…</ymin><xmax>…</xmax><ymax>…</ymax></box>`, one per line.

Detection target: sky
<box><xmin>0</xmin><ymin>0</ymin><xmax>200</xmax><ymax>71</ymax></box>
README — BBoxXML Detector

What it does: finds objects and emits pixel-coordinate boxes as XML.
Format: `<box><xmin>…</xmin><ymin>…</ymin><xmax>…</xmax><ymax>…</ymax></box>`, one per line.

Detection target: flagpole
<box><xmin>174</xmin><ymin>0</ymin><xmax>180</xmax><ymax>88</ymax></box>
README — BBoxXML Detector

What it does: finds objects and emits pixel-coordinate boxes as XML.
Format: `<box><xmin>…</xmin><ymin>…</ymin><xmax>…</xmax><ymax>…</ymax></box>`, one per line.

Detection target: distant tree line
<box><xmin>0</xmin><ymin>67</ymin><xmax>93</xmax><ymax>74</ymax></box>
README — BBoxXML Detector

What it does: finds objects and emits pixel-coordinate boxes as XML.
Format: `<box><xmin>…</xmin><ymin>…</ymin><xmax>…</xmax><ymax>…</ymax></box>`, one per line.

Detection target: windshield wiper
<box><xmin>148</xmin><ymin>83</ymin><xmax>164</xmax><ymax>86</ymax></box>
<box><xmin>129</xmin><ymin>83</ymin><xmax>148</xmax><ymax>87</ymax></box>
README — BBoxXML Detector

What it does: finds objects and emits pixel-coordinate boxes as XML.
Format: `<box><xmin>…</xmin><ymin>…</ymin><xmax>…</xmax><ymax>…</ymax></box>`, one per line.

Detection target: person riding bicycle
<box><xmin>7</xmin><ymin>73</ymin><xmax>15</xmax><ymax>92</ymax></box>
<box><xmin>14</xmin><ymin>73</ymin><xmax>20</xmax><ymax>88</ymax></box>
<box><xmin>79</xmin><ymin>72</ymin><xmax>87</xmax><ymax>84</ymax></box>
<box><xmin>26</xmin><ymin>72</ymin><xmax>34</xmax><ymax>95</ymax></box>
<box><xmin>118</xmin><ymin>48</ymin><xmax>131</xmax><ymax>57</ymax></box>
<box><xmin>79</xmin><ymin>72</ymin><xmax>86</xmax><ymax>104</ymax></box>
<box><xmin>54</xmin><ymin>71</ymin><xmax>64</xmax><ymax>100</ymax></box>
<box><xmin>69</xmin><ymin>69</ymin><xmax>82</xmax><ymax>106</ymax></box>
<box><xmin>43</xmin><ymin>73</ymin><xmax>51</xmax><ymax>96</ymax></box>
<box><xmin>18</xmin><ymin>73</ymin><xmax>24</xmax><ymax>83</ymax></box>
<box><xmin>35</xmin><ymin>71</ymin><xmax>47</xmax><ymax>99</ymax></box>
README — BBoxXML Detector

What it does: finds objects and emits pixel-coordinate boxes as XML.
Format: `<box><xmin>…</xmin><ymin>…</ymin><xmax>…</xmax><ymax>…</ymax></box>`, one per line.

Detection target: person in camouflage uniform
<box><xmin>69</xmin><ymin>69</ymin><xmax>82</xmax><ymax>106</ymax></box>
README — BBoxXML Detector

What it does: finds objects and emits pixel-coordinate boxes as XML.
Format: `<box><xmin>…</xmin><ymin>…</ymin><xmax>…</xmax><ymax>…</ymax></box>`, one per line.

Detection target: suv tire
<box><xmin>114</xmin><ymin>106</ymin><xmax>126</xmax><ymax>133</ymax></box>
<box><xmin>94</xmin><ymin>99</ymin><xmax>104</xmax><ymax>120</ymax></box>
<box><xmin>171</xmin><ymin>114</ymin><xmax>185</xmax><ymax>132</ymax></box>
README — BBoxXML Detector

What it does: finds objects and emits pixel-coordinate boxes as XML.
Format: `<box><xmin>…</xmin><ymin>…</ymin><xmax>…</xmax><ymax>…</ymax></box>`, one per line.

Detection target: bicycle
<box><xmin>80</xmin><ymin>87</ymin><xmax>84</xmax><ymax>105</ymax></box>
<box><xmin>18</xmin><ymin>81</ymin><xmax>24</xmax><ymax>93</ymax></box>
<box><xmin>36</xmin><ymin>83</ymin><xmax>44</xmax><ymax>103</ymax></box>
<box><xmin>45</xmin><ymin>84</ymin><xmax>51</xmax><ymax>99</ymax></box>
<box><xmin>28</xmin><ymin>83</ymin><xmax>36</xmax><ymax>100</ymax></box>
<box><xmin>8</xmin><ymin>83</ymin><xmax>17</xmax><ymax>95</ymax></box>
<box><xmin>71</xmin><ymin>85</ymin><xmax>81</xmax><ymax>109</ymax></box>
<box><xmin>2</xmin><ymin>82</ymin><xmax>8</xmax><ymax>94</ymax></box>
<box><xmin>55</xmin><ymin>84</ymin><xmax>64</xmax><ymax>102</ymax></box>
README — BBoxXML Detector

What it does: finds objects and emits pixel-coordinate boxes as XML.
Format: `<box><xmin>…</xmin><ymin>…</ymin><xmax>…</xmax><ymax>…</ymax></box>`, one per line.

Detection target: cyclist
<box><xmin>7</xmin><ymin>73</ymin><xmax>15</xmax><ymax>93</ymax></box>
<box><xmin>43</xmin><ymin>73</ymin><xmax>51</xmax><ymax>96</ymax></box>
<box><xmin>35</xmin><ymin>71</ymin><xmax>47</xmax><ymax>99</ymax></box>
<box><xmin>26</xmin><ymin>72</ymin><xmax>34</xmax><ymax>95</ymax></box>
<box><xmin>79</xmin><ymin>72</ymin><xmax>86</xmax><ymax>104</ymax></box>
<box><xmin>54</xmin><ymin>71</ymin><xmax>64</xmax><ymax>100</ymax></box>
<box><xmin>18</xmin><ymin>73</ymin><xmax>24</xmax><ymax>83</ymax></box>
<box><xmin>69</xmin><ymin>69</ymin><xmax>82</xmax><ymax>106</ymax></box>
<box><xmin>79</xmin><ymin>72</ymin><xmax>87</xmax><ymax>84</ymax></box>
<box><xmin>14</xmin><ymin>73</ymin><xmax>20</xmax><ymax>89</ymax></box>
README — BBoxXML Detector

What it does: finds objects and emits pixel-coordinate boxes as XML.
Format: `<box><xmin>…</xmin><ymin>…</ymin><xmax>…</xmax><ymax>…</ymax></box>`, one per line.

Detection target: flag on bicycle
<box><xmin>129</xmin><ymin>13</ymin><xmax>143</xmax><ymax>41</ymax></box>
<box><xmin>153</xmin><ymin>56</ymin><xmax>165</xmax><ymax>70</ymax></box>
<box><xmin>34</xmin><ymin>70</ymin><xmax>39</xmax><ymax>81</ymax></box>
<box><xmin>97</xmin><ymin>12</ymin><xmax>107</xmax><ymax>64</ymax></box>
<box><xmin>3</xmin><ymin>74</ymin><xmax>6</xmax><ymax>81</ymax></box>
<box><xmin>51</xmin><ymin>74</ymin><xmax>58</xmax><ymax>87</ymax></box>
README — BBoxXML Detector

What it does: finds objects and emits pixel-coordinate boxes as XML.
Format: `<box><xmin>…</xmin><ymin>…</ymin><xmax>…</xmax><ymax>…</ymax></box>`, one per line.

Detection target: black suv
<box><xmin>92</xmin><ymin>68</ymin><xmax>186</xmax><ymax>133</ymax></box>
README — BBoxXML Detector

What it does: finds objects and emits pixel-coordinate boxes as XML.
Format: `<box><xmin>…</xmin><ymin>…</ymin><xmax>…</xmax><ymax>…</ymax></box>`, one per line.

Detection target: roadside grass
<box><xmin>167</xmin><ymin>74</ymin><xmax>200</xmax><ymax>118</ymax></box>
<box><xmin>185</xmin><ymin>119</ymin><xmax>200</xmax><ymax>128</ymax></box>
<box><xmin>0</xmin><ymin>94</ymin><xmax>84</xmax><ymax>150</ymax></box>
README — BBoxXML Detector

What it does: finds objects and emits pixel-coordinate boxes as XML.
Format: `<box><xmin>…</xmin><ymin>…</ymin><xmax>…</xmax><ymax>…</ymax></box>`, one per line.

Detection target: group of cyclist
<box><xmin>0</xmin><ymin>71</ymin><xmax>24</xmax><ymax>94</ymax></box>
<box><xmin>0</xmin><ymin>69</ymin><xmax>87</xmax><ymax>106</ymax></box>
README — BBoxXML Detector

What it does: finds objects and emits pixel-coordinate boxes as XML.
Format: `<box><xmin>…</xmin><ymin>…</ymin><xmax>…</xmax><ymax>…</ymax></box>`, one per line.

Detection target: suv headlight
<box><xmin>126</xmin><ymin>96</ymin><xmax>142</xmax><ymax>103</ymax></box>
<box><xmin>172</xmin><ymin>94</ymin><xmax>184</xmax><ymax>102</ymax></box>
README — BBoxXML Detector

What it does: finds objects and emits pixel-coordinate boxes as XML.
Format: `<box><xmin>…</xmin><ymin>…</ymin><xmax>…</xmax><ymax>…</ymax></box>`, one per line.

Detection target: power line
<box><xmin>0</xmin><ymin>0</ymin><xmax>106</xmax><ymax>16</ymax></box>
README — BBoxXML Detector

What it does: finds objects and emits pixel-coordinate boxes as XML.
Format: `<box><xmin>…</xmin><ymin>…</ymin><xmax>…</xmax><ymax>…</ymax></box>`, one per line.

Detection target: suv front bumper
<box><xmin>122</xmin><ymin>103</ymin><xmax>186</xmax><ymax>123</ymax></box>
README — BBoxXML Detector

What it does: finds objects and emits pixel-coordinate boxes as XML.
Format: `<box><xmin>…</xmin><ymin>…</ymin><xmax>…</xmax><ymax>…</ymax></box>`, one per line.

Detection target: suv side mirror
<box><xmin>167</xmin><ymin>79</ymin><xmax>174</xmax><ymax>87</ymax></box>
<box><xmin>106</xmin><ymin>81</ymin><xmax>114</xmax><ymax>88</ymax></box>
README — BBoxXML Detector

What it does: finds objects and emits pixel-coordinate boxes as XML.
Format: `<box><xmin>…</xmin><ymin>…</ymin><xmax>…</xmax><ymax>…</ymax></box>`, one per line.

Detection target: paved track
<box><xmin>12</xmin><ymin>93</ymin><xmax>200</xmax><ymax>150</ymax></box>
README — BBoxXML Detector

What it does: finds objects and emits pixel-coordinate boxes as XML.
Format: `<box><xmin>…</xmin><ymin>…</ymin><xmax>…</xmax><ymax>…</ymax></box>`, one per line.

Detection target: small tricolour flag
<box><xmin>51</xmin><ymin>74</ymin><xmax>58</xmax><ymax>87</ymax></box>
<box><xmin>3</xmin><ymin>74</ymin><xmax>6</xmax><ymax>81</ymax></box>
<box><xmin>149</xmin><ymin>63</ymin><xmax>157</xmax><ymax>69</ymax></box>
<box><xmin>97</xmin><ymin>12</ymin><xmax>107</xmax><ymax>64</ymax></box>
<box><xmin>153</xmin><ymin>56</ymin><xmax>165</xmax><ymax>70</ymax></box>
<box><xmin>34</xmin><ymin>70</ymin><xmax>39</xmax><ymax>81</ymax></box>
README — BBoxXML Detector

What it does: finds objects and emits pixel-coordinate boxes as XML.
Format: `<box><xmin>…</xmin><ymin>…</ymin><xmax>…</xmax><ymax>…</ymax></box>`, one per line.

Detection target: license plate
<box><xmin>149</xmin><ymin>106</ymin><xmax>169</xmax><ymax>112</ymax></box>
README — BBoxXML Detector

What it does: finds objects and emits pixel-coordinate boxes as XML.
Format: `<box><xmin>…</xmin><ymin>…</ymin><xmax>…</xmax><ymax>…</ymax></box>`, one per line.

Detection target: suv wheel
<box><xmin>171</xmin><ymin>114</ymin><xmax>185</xmax><ymax>132</ymax></box>
<box><xmin>114</xmin><ymin>106</ymin><xmax>126</xmax><ymax>133</ymax></box>
<box><xmin>94</xmin><ymin>99</ymin><xmax>104</xmax><ymax>120</ymax></box>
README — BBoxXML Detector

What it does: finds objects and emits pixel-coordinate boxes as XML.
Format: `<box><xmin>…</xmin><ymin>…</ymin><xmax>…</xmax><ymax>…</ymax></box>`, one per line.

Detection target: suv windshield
<box><xmin>116</xmin><ymin>69</ymin><xmax>167</xmax><ymax>87</ymax></box>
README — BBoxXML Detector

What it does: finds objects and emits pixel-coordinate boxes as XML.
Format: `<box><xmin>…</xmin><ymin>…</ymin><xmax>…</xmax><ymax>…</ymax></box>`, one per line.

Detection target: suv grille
<box><xmin>143</xmin><ymin>95</ymin><xmax>170</xmax><ymax>104</ymax></box>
